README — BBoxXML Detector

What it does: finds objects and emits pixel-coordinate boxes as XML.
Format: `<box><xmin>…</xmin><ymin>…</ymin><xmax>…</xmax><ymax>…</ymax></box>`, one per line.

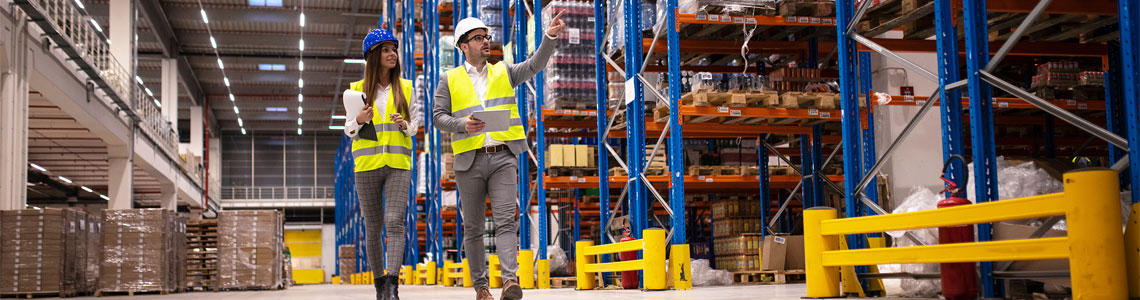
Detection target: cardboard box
<box><xmin>783</xmin><ymin>235</ymin><xmax>806</xmax><ymax>270</ymax></box>
<box><xmin>760</xmin><ymin>235</ymin><xmax>788</xmax><ymax>271</ymax></box>
<box><xmin>562</xmin><ymin>145</ymin><xmax>576</xmax><ymax>167</ymax></box>
<box><xmin>550</xmin><ymin>145</ymin><xmax>565</xmax><ymax>167</ymax></box>
<box><xmin>217</xmin><ymin>210</ymin><xmax>283</xmax><ymax>290</ymax></box>
<box><xmin>574</xmin><ymin>145</ymin><xmax>589</xmax><ymax>167</ymax></box>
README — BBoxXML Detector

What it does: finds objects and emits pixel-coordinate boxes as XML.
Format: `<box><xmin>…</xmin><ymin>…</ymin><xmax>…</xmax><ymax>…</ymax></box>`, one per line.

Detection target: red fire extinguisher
<box><xmin>619</xmin><ymin>227</ymin><xmax>639</xmax><ymax>289</ymax></box>
<box><xmin>938</xmin><ymin>155</ymin><xmax>978</xmax><ymax>300</ymax></box>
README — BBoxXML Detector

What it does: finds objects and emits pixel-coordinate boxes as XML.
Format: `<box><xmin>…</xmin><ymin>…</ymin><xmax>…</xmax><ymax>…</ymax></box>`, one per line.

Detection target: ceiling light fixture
<box><xmin>89</xmin><ymin>19</ymin><xmax>103</xmax><ymax>32</ymax></box>
<box><xmin>237</xmin><ymin>118</ymin><xmax>243</xmax><ymax>126</ymax></box>
<box><xmin>297</xmin><ymin>118</ymin><xmax>303</xmax><ymax>125</ymax></box>
<box><xmin>144</xmin><ymin>88</ymin><xmax>154</xmax><ymax>97</ymax></box>
<box><xmin>217</xmin><ymin>58</ymin><xmax>224</xmax><ymax>69</ymax></box>
<box><xmin>298</xmin><ymin>106</ymin><xmax>303</xmax><ymax>114</ymax></box>
<box><xmin>29</xmin><ymin>163</ymin><xmax>46</xmax><ymax>172</ymax></box>
<box><xmin>329</xmin><ymin>125</ymin><xmax>345</xmax><ymax>130</ymax></box>
<box><xmin>200</xmin><ymin>9</ymin><xmax>209</xmax><ymax>24</ymax></box>
<box><xmin>81</xmin><ymin>186</ymin><xmax>93</xmax><ymax>193</ymax></box>
<box><xmin>73</xmin><ymin>0</ymin><xmax>85</xmax><ymax>9</ymax></box>
<box><xmin>154</xmin><ymin>99</ymin><xmax>162</xmax><ymax>108</ymax></box>
<box><xmin>58</xmin><ymin>176</ymin><xmax>72</xmax><ymax>184</ymax></box>
<box><xmin>343</xmin><ymin>59</ymin><xmax>366</xmax><ymax>64</ymax></box>
<box><xmin>298</xmin><ymin>94</ymin><xmax>303</xmax><ymax>102</ymax></box>
<box><xmin>298</xmin><ymin>60</ymin><xmax>304</xmax><ymax>71</ymax></box>
<box><xmin>229</xmin><ymin>94</ymin><xmax>235</xmax><ymax>101</ymax></box>
<box><xmin>233</xmin><ymin>106</ymin><xmax>240</xmax><ymax>114</ymax></box>
<box><xmin>299</xmin><ymin>13</ymin><xmax>306</xmax><ymax>27</ymax></box>
<box><xmin>224</xmin><ymin>77</ymin><xmax>230</xmax><ymax>86</ymax></box>
<box><xmin>241</xmin><ymin>128</ymin><xmax>247</xmax><ymax>135</ymax></box>
<box><xmin>331</xmin><ymin>115</ymin><xmax>346</xmax><ymax>120</ymax></box>
<box><xmin>210</xmin><ymin>36</ymin><xmax>218</xmax><ymax>48</ymax></box>
<box><xmin>100</xmin><ymin>194</ymin><xmax>110</xmax><ymax>201</ymax></box>
<box><xmin>135</xmin><ymin>76</ymin><xmax>144</xmax><ymax>84</ymax></box>
<box><xmin>297</xmin><ymin>128</ymin><xmax>302</xmax><ymax>135</ymax></box>
<box><xmin>298</xmin><ymin>79</ymin><xmax>303</xmax><ymax>88</ymax></box>
<box><xmin>299</xmin><ymin>39</ymin><xmax>305</xmax><ymax>51</ymax></box>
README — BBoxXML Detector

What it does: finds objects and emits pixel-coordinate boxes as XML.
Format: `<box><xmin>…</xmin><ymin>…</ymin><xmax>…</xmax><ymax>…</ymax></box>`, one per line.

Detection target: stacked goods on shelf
<box><xmin>99</xmin><ymin>209</ymin><xmax>184</xmax><ymax>295</ymax></box>
<box><xmin>777</xmin><ymin>0</ymin><xmax>836</xmax><ymax>17</ymax></box>
<box><xmin>545</xmin><ymin>144</ymin><xmax>597</xmax><ymax>168</ymax></box>
<box><xmin>217</xmin><ymin>210</ymin><xmax>285</xmax><ymax>290</ymax></box>
<box><xmin>683</xmin><ymin>139</ymin><xmax>763</xmax><ymax>176</ymax></box>
<box><xmin>186</xmin><ymin>219</ymin><xmax>218</xmax><ymax>290</ymax></box>
<box><xmin>478</xmin><ymin>0</ymin><xmax>506</xmax><ymax>43</ymax></box>
<box><xmin>608</xmin><ymin>0</ymin><xmax>656</xmax><ymax>53</ymax></box>
<box><xmin>442</xmin><ymin>152</ymin><xmax>455</xmax><ymax>180</ymax></box>
<box><xmin>769</xmin><ymin>68</ymin><xmax>838</xmax><ymax>108</ymax></box>
<box><xmin>711</xmin><ymin>196</ymin><xmax>764</xmax><ymax>272</ymax></box>
<box><xmin>543</xmin><ymin>1</ymin><xmax>597</xmax><ymax>110</ymax></box>
<box><xmin>1031</xmin><ymin>61</ymin><xmax>1105</xmax><ymax>100</ymax></box>
<box><xmin>0</xmin><ymin>209</ymin><xmax>94</xmax><ymax>297</ymax></box>
<box><xmin>608</xmin><ymin>145</ymin><xmax>667</xmax><ymax>176</ymax></box>
<box><xmin>337</xmin><ymin>245</ymin><xmax>356</xmax><ymax>283</ymax></box>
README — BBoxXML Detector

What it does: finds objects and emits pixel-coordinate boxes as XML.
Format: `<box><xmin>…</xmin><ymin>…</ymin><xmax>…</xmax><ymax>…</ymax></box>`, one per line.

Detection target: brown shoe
<box><xmin>475</xmin><ymin>287</ymin><xmax>494</xmax><ymax>300</ymax></box>
<box><xmin>500</xmin><ymin>280</ymin><xmax>522</xmax><ymax>300</ymax></box>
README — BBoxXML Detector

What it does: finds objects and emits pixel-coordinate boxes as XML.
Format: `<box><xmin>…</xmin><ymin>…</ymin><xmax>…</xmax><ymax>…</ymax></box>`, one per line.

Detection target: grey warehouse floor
<box><xmin>86</xmin><ymin>283</ymin><xmax>815</xmax><ymax>299</ymax></box>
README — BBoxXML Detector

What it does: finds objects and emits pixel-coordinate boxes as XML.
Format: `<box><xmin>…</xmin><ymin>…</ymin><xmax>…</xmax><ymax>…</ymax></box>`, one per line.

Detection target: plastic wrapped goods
<box><xmin>690</xmin><ymin>259</ymin><xmax>732</xmax><ymax>286</ymax></box>
<box><xmin>217</xmin><ymin>210</ymin><xmax>284</xmax><ymax>290</ymax></box>
<box><xmin>882</xmin><ymin>187</ymin><xmax>942</xmax><ymax>297</ymax></box>
<box><xmin>547</xmin><ymin>245</ymin><xmax>569</xmax><ymax>275</ymax></box>
<box><xmin>99</xmin><ymin>209</ymin><xmax>183</xmax><ymax>293</ymax></box>
<box><xmin>0</xmin><ymin>208</ymin><xmax>96</xmax><ymax>296</ymax></box>
<box><xmin>543</xmin><ymin>1</ymin><xmax>598</xmax><ymax>110</ymax></box>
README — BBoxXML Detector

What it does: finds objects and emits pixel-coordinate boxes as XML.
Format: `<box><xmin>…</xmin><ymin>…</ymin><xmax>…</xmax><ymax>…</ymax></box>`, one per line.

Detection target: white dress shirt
<box><xmin>344</xmin><ymin>82</ymin><xmax>421</xmax><ymax>138</ymax></box>
<box><xmin>464</xmin><ymin>61</ymin><xmax>505</xmax><ymax>148</ymax></box>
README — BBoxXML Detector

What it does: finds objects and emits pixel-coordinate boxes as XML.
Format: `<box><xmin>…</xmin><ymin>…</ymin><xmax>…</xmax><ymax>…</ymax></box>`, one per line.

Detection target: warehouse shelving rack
<box><xmin>829</xmin><ymin>0</ymin><xmax>1139</xmax><ymax>297</ymax></box>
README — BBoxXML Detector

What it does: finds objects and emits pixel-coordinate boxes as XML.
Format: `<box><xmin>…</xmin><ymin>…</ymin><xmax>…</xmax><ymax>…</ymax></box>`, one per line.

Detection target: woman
<box><xmin>343</xmin><ymin>28</ymin><xmax>419</xmax><ymax>300</ymax></box>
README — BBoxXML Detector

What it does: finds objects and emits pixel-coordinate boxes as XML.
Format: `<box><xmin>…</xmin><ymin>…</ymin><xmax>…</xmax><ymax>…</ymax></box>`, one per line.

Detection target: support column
<box><xmin>1</xmin><ymin>18</ymin><xmax>31</xmax><ymax>211</ymax></box>
<box><xmin>160</xmin><ymin>179</ymin><xmax>177</xmax><ymax>211</ymax></box>
<box><xmin>190</xmin><ymin>106</ymin><xmax>203</xmax><ymax>157</ymax></box>
<box><xmin>109</xmin><ymin>0</ymin><xmax>135</xmax><ymax>72</ymax></box>
<box><xmin>161</xmin><ymin>58</ymin><xmax>179</xmax><ymax>133</ymax></box>
<box><xmin>108</xmin><ymin>145</ymin><xmax>133</xmax><ymax>209</ymax></box>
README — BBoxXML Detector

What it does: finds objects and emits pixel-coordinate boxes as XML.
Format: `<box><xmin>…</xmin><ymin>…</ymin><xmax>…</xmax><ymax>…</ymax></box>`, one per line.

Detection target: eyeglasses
<box><xmin>464</xmin><ymin>34</ymin><xmax>491</xmax><ymax>43</ymax></box>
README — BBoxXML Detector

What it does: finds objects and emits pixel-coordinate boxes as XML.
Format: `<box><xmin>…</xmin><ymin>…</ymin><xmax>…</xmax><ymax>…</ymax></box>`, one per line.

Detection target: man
<box><xmin>433</xmin><ymin>13</ymin><xmax>565</xmax><ymax>300</ymax></box>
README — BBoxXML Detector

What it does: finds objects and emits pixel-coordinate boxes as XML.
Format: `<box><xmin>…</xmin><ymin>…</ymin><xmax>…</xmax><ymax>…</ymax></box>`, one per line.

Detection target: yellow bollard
<box><xmin>1126</xmin><ymin>202</ymin><xmax>1140</xmax><ymax>298</ymax></box>
<box><xmin>401</xmin><ymin>265</ymin><xmax>414</xmax><ymax>285</ymax></box>
<box><xmin>462</xmin><ymin>259</ymin><xmax>474</xmax><ymax>287</ymax></box>
<box><xmin>669</xmin><ymin>244</ymin><xmax>692</xmax><ymax>290</ymax></box>
<box><xmin>642</xmin><ymin>229</ymin><xmax>667</xmax><ymax>291</ymax></box>
<box><xmin>518</xmin><ymin>250</ymin><xmax>535</xmax><ymax>289</ymax></box>
<box><xmin>428</xmin><ymin>262</ymin><xmax>439</xmax><ymax>285</ymax></box>
<box><xmin>1063</xmin><ymin>170</ymin><xmax>1127</xmax><ymax>299</ymax></box>
<box><xmin>443</xmin><ymin>261</ymin><xmax>455</xmax><ymax>286</ymax></box>
<box><xmin>803</xmin><ymin>207</ymin><xmax>840</xmax><ymax>298</ymax></box>
<box><xmin>489</xmin><ymin>254</ymin><xmax>503</xmax><ymax>288</ymax></box>
<box><xmin>367</xmin><ymin>272</ymin><xmax>374</xmax><ymax>284</ymax></box>
<box><xmin>575</xmin><ymin>240</ymin><xmax>596</xmax><ymax>290</ymax></box>
<box><xmin>537</xmin><ymin>259</ymin><xmax>551</xmax><ymax>289</ymax></box>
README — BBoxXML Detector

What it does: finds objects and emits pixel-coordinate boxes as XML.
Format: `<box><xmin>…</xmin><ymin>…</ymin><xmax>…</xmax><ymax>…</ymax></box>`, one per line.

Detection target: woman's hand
<box><xmin>355</xmin><ymin>104</ymin><xmax>373</xmax><ymax>124</ymax></box>
<box><xmin>390</xmin><ymin>113</ymin><xmax>408</xmax><ymax>129</ymax></box>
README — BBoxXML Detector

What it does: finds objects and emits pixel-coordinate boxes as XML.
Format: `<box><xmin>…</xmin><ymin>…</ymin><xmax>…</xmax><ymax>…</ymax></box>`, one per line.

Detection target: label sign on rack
<box><xmin>625</xmin><ymin>78</ymin><xmax>636</xmax><ymax>104</ymax></box>
<box><xmin>798</xmin><ymin>17</ymin><xmax>810</xmax><ymax>23</ymax></box>
<box><xmin>578</xmin><ymin>177</ymin><xmax>586</xmax><ymax>183</ymax></box>
<box><xmin>569</xmin><ymin>28</ymin><xmax>581</xmax><ymax>44</ymax></box>
<box><xmin>1078</xmin><ymin>103</ymin><xmax>1088</xmax><ymax>109</ymax></box>
<box><xmin>718</xmin><ymin>107</ymin><xmax>729</xmax><ymax>113</ymax></box>
<box><xmin>705</xmin><ymin>178</ymin><xmax>714</xmax><ymax>182</ymax></box>
<box><xmin>709</xmin><ymin>15</ymin><xmax>719</xmax><ymax>21</ymax></box>
<box><xmin>808</xmin><ymin>109</ymin><xmax>819</xmax><ymax>115</ymax></box>
<box><xmin>730</xmin><ymin>110</ymin><xmax>741</xmax><ymax>116</ymax></box>
<box><xmin>820</xmin><ymin>112</ymin><xmax>831</xmax><ymax>118</ymax></box>
<box><xmin>1067</xmin><ymin>100</ymin><xmax>1077</xmax><ymax>106</ymax></box>
<box><xmin>744</xmin><ymin>17</ymin><xmax>757</xmax><ymax>24</ymax></box>
<box><xmin>733</xmin><ymin>16</ymin><xmax>745</xmax><ymax>23</ymax></box>
<box><xmin>786</xmin><ymin>16</ymin><xmax>797</xmax><ymax>23</ymax></box>
<box><xmin>695</xmin><ymin>13</ymin><xmax>707</xmax><ymax>20</ymax></box>
<box><xmin>810</xmin><ymin>17</ymin><xmax>821</xmax><ymax>24</ymax></box>
<box><xmin>917</xmin><ymin>100</ymin><xmax>927</xmax><ymax>106</ymax></box>
<box><xmin>822</xmin><ymin>18</ymin><xmax>833</xmax><ymax>25</ymax></box>
<box><xmin>569</xmin><ymin>176</ymin><xmax>577</xmax><ymax>181</ymax></box>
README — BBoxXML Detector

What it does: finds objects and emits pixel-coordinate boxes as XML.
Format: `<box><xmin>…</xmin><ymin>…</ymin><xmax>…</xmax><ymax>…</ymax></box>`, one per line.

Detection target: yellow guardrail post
<box><xmin>575</xmin><ymin>240</ymin><xmax>597</xmax><ymax>290</ymax></box>
<box><xmin>1064</xmin><ymin>169</ymin><xmax>1127</xmax><ymax>298</ymax></box>
<box><xmin>463</xmin><ymin>258</ymin><xmax>474</xmax><ymax>287</ymax></box>
<box><xmin>443</xmin><ymin>261</ymin><xmax>456</xmax><ymax>286</ymax></box>
<box><xmin>804</xmin><ymin>207</ymin><xmax>840</xmax><ymax>298</ymax></box>
<box><xmin>427</xmin><ymin>261</ymin><xmax>438</xmax><ymax>285</ymax></box>
<box><xmin>489</xmin><ymin>254</ymin><xmax>503</xmax><ymax>288</ymax></box>
<box><xmin>669</xmin><ymin>244</ymin><xmax>692</xmax><ymax>290</ymax></box>
<box><xmin>1126</xmin><ymin>202</ymin><xmax>1139</xmax><ymax>298</ymax></box>
<box><xmin>518</xmin><ymin>250</ymin><xmax>535</xmax><ymax>288</ymax></box>
<box><xmin>401</xmin><ymin>265</ymin><xmax>413</xmax><ymax>285</ymax></box>
<box><xmin>642</xmin><ymin>229</ymin><xmax>667</xmax><ymax>290</ymax></box>
<box><xmin>537</xmin><ymin>259</ymin><xmax>551</xmax><ymax>289</ymax></box>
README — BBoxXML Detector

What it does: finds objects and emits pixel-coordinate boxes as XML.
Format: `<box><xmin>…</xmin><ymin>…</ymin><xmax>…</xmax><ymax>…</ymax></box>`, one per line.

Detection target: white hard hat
<box><xmin>453</xmin><ymin>17</ymin><xmax>490</xmax><ymax>49</ymax></box>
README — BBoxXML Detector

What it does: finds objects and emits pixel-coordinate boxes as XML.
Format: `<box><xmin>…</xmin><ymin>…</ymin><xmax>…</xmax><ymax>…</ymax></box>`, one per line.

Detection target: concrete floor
<box><xmin>86</xmin><ymin>284</ymin><xmax>813</xmax><ymax>300</ymax></box>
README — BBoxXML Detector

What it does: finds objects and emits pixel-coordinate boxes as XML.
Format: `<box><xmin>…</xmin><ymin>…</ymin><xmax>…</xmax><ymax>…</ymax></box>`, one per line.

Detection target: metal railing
<box><xmin>221</xmin><ymin>186</ymin><xmax>335</xmax><ymax>200</ymax></box>
<box><xmin>18</xmin><ymin>0</ymin><xmax>130</xmax><ymax>106</ymax></box>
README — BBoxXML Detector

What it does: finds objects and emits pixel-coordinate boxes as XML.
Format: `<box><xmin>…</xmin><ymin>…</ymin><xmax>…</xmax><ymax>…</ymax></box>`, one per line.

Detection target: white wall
<box><xmin>322</xmin><ymin>224</ymin><xmax>336</xmax><ymax>283</ymax></box>
<box><xmin>869</xmin><ymin>32</ymin><xmax>946</xmax><ymax>209</ymax></box>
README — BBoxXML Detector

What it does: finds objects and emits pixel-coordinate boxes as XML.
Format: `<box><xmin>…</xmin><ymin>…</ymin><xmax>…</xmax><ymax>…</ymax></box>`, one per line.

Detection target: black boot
<box><xmin>383</xmin><ymin>275</ymin><xmax>400</xmax><ymax>300</ymax></box>
<box><xmin>374</xmin><ymin>276</ymin><xmax>389</xmax><ymax>300</ymax></box>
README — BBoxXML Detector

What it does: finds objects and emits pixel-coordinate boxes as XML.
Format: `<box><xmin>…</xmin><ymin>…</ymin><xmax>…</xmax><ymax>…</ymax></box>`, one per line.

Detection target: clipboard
<box><xmin>471</xmin><ymin>109</ymin><xmax>511</xmax><ymax>133</ymax></box>
<box><xmin>343</xmin><ymin>89</ymin><xmax>380</xmax><ymax>140</ymax></box>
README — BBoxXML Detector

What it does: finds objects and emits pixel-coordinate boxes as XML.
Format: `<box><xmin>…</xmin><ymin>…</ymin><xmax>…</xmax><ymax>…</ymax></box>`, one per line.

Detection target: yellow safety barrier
<box><xmin>488</xmin><ymin>254</ymin><xmax>503</xmax><ymax>288</ymax></box>
<box><xmin>332</xmin><ymin>276</ymin><xmax>341</xmax><ymax>285</ymax></box>
<box><xmin>536</xmin><ymin>259</ymin><xmax>550</xmax><ymax>289</ymax></box>
<box><xmin>804</xmin><ymin>169</ymin><xmax>1127</xmax><ymax>299</ymax></box>
<box><xmin>414</xmin><ymin>262</ymin><xmax>438</xmax><ymax>285</ymax></box>
<box><xmin>443</xmin><ymin>259</ymin><xmax>473</xmax><ymax>287</ymax></box>
<box><xmin>668</xmin><ymin>244</ymin><xmax>692</xmax><ymax>290</ymax></box>
<box><xmin>518</xmin><ymin>250</ymin><xmax>535</xmax><ymax>289</ymax></box>
<box><xmin>574</xmin><ymin>229</ymin><xmax>668</xmax><ymax>290</ymax></box>
<box><xmin>1127</xmin><ymin>202</ymin><xmax>1140</xmax><ymax>298</ymax></box>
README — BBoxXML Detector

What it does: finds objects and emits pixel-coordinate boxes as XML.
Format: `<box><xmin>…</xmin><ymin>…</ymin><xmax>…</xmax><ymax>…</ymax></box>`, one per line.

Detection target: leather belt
<box><xmin>475</xmin><ymin>145</ymin><xmax>509</xmax><ymax>153</ymax></box>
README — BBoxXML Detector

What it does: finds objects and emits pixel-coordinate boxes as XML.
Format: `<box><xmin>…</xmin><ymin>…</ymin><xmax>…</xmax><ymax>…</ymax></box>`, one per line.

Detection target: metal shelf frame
<box><xmin>835</xmin><ymin>0</ymin><xmax>1139</xmax><ymax>296</ymax></box>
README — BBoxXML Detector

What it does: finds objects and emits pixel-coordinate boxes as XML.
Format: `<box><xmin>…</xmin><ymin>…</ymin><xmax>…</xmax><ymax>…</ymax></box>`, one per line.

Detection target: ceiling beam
<box><xmin>137</xmin><ymin>0</ymin><xmax>205</xmax><ymax>105</ymax></box>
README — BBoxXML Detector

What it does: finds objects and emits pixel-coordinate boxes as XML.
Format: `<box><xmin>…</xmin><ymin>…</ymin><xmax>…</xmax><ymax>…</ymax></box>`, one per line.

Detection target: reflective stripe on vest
<box><xmin>446</xmin><ymin>62</ymin><xmax>526</xmax><ymax>154</ymax></box>
<box><xmin>350</xmin><ymin>78</ymin><xmax>415</xmax><ymax>172</ymax></box>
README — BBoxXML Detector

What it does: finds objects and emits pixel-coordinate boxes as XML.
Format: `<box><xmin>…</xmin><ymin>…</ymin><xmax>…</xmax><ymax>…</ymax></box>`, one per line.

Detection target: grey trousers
<box><xmin>457</xmin><ymin>150</ymin><xmax>520</xmax><ymax>289</ymax></box>
<box><xmin>354</xmin><ymin>166</ymin><xmax>411</xmax><ymax>278</ymax></box>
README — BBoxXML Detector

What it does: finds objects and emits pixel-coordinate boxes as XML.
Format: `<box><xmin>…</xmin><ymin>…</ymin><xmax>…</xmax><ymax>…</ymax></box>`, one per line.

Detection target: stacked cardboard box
<box><xmin>84</xmin><ymin>214</ymin><xmax>101</xmax><ymax>294</ymax></box>
<box><xmin>338</xmin><ymin>245</ymin><xmax>356</xmax><ymax>283</ymax></box>
<box><xmin>99</xmin><ymin>209</ymin><xmax>184</xmax><ymax>294</ymax></box>
<box><xmin>185</xmin><ymin>219</ymin><xmax>218</xmax><ymax>290</ymax></box>
<box><xmin>0</xmin><ymin>208</ymin><xmax>94</xmax><ymax>297</ymax></box>
<box><xmin>217</xmin><ymin>210</ymin><xmax>284</xmax><ymax>290</ymax></box>
<box><xmin>545</xmin><ymin>145</ymin><xmax>597</xmax><ymax>168</ymax></box>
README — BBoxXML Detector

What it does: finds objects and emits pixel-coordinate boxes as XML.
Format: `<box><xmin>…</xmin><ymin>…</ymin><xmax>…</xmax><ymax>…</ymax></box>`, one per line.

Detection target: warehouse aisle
<box><xmin>87</xmin><ymin>284</ymin><xmax>811</xmax><ymax>299</ymax></box>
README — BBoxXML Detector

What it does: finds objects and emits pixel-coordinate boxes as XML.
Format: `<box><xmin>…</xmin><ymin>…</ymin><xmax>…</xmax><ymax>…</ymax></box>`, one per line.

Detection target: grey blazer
<box><xmin>433</xmin><ymin>34</ymin><xmax>557</xmax><ymax>172</ymax></box>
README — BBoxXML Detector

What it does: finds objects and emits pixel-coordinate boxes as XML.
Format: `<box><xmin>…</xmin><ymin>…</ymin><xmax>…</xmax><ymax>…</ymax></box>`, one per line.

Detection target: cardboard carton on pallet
<box><xmin>777</xmin><ymin>0</ymin><xmax>836</xmax><ymax>17</ymax></box>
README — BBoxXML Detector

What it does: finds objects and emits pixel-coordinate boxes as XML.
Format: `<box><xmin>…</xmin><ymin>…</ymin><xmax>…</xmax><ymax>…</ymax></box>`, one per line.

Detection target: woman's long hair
<box><xmin>362</xmin><ymin>43</ymin><xmax>409</xmax><ymax>117</ymax></box>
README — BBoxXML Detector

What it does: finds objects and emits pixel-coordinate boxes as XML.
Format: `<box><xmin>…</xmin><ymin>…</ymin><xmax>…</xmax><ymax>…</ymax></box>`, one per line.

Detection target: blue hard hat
<box><xmin>362</xmin><ymin>29</ymin><xmax>397</xmax><ymax>56</ymax></box>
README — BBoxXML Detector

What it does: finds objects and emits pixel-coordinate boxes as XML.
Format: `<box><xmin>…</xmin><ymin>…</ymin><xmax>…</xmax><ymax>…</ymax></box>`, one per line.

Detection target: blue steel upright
<box><xmin>810</xmin><ymin>125</ymin><xmax>823</xmax><ymax>205</ymax></box>
<box><xmin>834</xmin><ymin>0</ymin><xmax>862</xmax><ymax>266</ymax></box>
<box><xmin>1119</xmin><ymin>0</ymin><xmax>1140</xmax><ymax>205</ymax></box>
<box><xmin>1106</xmin><ymin>43</ymin><xmax>1129</xmax><ymax>187</ymax></box>
<box><xmin>858</xmin><ymin>52</ymin><xmax>878</xmax><ymax>218</ymax></box>
<box><xmin>799</xmin><ymin>136</ymin><xmax>815</xmax><ymax>208</ymax></box>
<box><xmin>624</xmin><ymin>0</ymin><xmax>647</xmax><ymax>239</ymax></box>
<box><xmin>535</xmin><ymin>0</ymin><xmax>549</xmax><ymax>261</ymax></box>
<box><xmin>665</xmin><ymin>0</ymin><xmax>685</xmax><ymax>246</ymax></box>
<box><xmin>454</xmin><ymin>0</ymin><xmax>466</xmax><ymax>262</ymax></box>
<box><xmin>593</xmin><ymin>0</ymin><xmax>612</xmax><ymax>276</ymax></box>
<box><xmin>932</xmin><ymin>0</ymin><xmax>965</xmax><ymax>195</ymax></box>
<box><xmin>513</xmin><ymin>0</ymin><xmax>532</xmax><ymax>251</ymax></box>
<box><xmin>403</xmin><ymin>0</ymin><xmax>420</xmax><ymax>267</ymax></box>
<box><xmin>758</xmin><ymin>137</ymin><xmax>770</xmax><ymax>239</ymax></box>
<box><xmin>962</xmin><ymin>0</ymin><xmax>999</xmax><ymax>295</ymax></box>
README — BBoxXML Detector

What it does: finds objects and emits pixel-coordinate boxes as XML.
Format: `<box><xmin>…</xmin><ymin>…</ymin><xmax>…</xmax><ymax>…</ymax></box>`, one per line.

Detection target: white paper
<box><xmin>343</xmin><ymin>89</ymin><xmax>382</xmax><ymax>122</ymax></box>
<box><xmin>624</xmin><ymin>78</ymin><xmax>636</xmax><ymax>104</ymax></box>
<box><xmin>569</xmin><ymin>28</ymin><xmax>581</xmax><ymax>44</ymax></box>
<box><xmin>471</xmin><ymin>109</ymin><xmax>512</xmax><ymax>133</ymax></box>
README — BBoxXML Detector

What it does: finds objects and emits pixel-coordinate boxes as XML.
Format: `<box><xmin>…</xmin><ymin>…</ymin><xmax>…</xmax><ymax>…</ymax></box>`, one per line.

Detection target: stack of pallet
<box><xmin>711</xmin><ymin>195</ymin><xmax>765</xmax><ymax>272</ymax></box>
<box><xmin>338</xmin><ymin>245</ymin><xmax>356</xmax><ymax>284</ymax></box>
<box><xmin>1032</xmin><ymin>61</ymin><xmax>1105</xmax><ymax>100</ymax></box>
<box><xmin>0</xmin><ymin>208</ymin><xmax>98</xmax><ymax>298</ymax></box>
<box><xmin>98</xmin><ymin>209</ymin><xmax>184</xmax><ymax>296</ymax></box>
<box><xmin>185</xmin><ymin>219</ymin><xmax>218</xmax><ymax>290</ymax></box>
<box><xmin>217</xmin><ymin>210</ymin><xmax>285</xmax><ymax>291</ymax></box>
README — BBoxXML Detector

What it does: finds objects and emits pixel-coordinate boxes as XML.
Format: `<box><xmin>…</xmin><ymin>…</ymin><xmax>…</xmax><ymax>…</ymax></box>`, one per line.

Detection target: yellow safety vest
<box><xmin>350</xmin><ymin>79</ymin><xmax>414</xmax><ymax>172</ymax></box>
<box><xmin>446</xmin><ymin>62</ymin><xmax>526</xmax><ymax>154</ymax></box>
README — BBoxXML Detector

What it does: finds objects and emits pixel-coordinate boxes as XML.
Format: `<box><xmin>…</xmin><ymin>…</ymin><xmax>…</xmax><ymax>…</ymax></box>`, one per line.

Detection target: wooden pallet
<box><xmin>778</xmin><ymin>0</ymin><xmax>835</xmax><ymax>17</ymax></box>
<box><xmin>94</xmin><ymin>290</ymin><xmax>169</xmax><ymax>297</ymax></box>
<box><xmin>732</xmin><ymin>270</ymin><xmax>806</xmax><ymax>284</ymax></box>
<box><xmin>548</xmin><ymin>166</ymin><xmax>599</xmax><ymax>177</ymax></box>
<box><xmin>0</xmin><ymin>291</ymin><xmax>76</xmax><ymax>298</ymax></box>
<box><xmin>550</xmin><ymin>277</ymin><xmax>577</xmax><ymax>289</ymax></box>
<box><xmin>779</xmin><ymin>92</ymin><xmax>836</xmax><ymax>109</ymax></box>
